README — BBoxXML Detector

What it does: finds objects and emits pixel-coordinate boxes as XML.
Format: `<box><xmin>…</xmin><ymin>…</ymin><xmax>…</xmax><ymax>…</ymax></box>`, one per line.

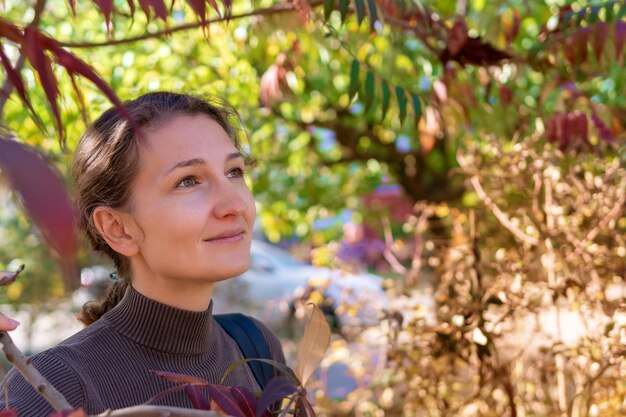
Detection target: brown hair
<box><xmin>74</xmin><ymin>92</ymin><xmax>247</xmax><ymax>325</ymax></box>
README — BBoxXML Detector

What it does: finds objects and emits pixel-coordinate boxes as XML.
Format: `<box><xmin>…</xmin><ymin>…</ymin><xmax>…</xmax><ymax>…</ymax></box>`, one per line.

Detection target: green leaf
<box><xmin>324</xmin><ymin>0</ymin><xmax>334</xmax><ymax>21</ymax></box>
<box><xmin>604</xmin><ymin>2</ymin><xmax>614</xmax><ymax>22</ymax></box>
<box><xmin>589</xmin><ymin>6</ymin><xmax>600</xmax><ymax>23</ymax></box>
<box><xmin>221</xmin><ymin>358</ymin><xmax>300</xmax><ymax>386</ymax></box>
<box><xmin>364</xmin><ymin>70</ymin><xmax>375</xmax><ymax>109</ymax></box>
<box><xmin>381</xmin><ymin>80</ymin><xmax>390</xmax><ymax>120</ymax></box>
<box><xmin>411</xmin><ymin>93</ymin><xmax>422</xmax><ymax>125</ymax></box>
<box><xmin>617</xmin><ymin>3</ymin><xmax>626</xmax><ymax>21</ymax></box>
<box><xmin>355</xmin><ymin>0</ymin><xmax>366</xmax><ymax>26</ymax></box>
<box><xmin>349</xmin><ymin>59</ymin><xmax>360</xmax><ymax>99</ymax></box>
<box><xmin>367</xmin><ymin>0</ymin><xmax>378</xmax><ymax>30</ymax></box>
<box><xmin>396</xmin><ymin>86</ymin><xmax>407</xmax><ymax>124</ymax></box>
<box><xmin>339</xmin><ymin>0</ymin><xmax>349</xmax><ymax>23</ymax></box>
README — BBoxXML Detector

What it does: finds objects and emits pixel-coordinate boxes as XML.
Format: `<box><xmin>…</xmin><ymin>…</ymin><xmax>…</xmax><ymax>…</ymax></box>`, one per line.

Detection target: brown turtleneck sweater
<box><xmin>1</xmin><ymin>286</ymin><xmax>286</xmax><ymax>416</ymax></box>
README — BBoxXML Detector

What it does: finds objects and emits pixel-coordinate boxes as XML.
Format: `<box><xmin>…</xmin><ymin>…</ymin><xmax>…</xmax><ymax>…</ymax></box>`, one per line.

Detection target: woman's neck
<box><xmin>129</xmin><ymin>265</ymin><xmax>214</xmax><ymax>311</ymax></box>
<box><xmin>130</xmin><ymin>279</ymin><xmax>214</xmax><ymax>311</ymax></box>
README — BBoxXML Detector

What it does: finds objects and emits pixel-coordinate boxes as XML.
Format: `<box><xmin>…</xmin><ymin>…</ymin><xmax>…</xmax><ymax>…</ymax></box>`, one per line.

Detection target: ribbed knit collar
<box><xmin>104</xmin><ymin>286</ymin><xmax>215</xmax><ymax>355</ymax></box>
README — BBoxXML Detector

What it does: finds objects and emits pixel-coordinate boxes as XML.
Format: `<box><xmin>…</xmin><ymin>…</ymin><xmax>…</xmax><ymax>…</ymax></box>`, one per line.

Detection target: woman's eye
<box><xmin>176</xmin><ymin>176</ymin><xmax>199</xmax><ymax>188</ymax></box>
<box><xmin>227</xmin><ymin>167</ymin><xmax>245</xmax><ymax>178</ymax></box>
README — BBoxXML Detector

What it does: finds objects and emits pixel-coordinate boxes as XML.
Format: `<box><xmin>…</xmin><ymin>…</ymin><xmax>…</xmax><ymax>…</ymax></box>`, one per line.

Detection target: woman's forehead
<box><xmin>139</xmin><ymin>114</ymin><xmax>236</xmax><ymax>156</ymax></box>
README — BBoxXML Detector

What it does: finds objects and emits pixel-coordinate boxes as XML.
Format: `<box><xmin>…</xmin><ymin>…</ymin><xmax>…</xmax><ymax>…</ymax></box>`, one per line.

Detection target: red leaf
<box><xmin>220</xmin><ymin>0</ymin><xmax>232</xmax><ymax>18</ymax></box>
<box><xmin>151</xmin><ymin>0</ymin><xmax>169</xmax><ymax>20</ymax></box>
<box><xmin>0</xmin><ymin>137</ymin><xmax>78</xmax><ymax>287</ymax></box>
<box><xmin>186</xmin><ymin>0</ymin><xmax>207</xmax><ymax>26</ymax></box>
<box><xmin>256</xmin><ymin>376</ymin><xmax>297</xmax><ymax>417</ymax></box>
<box><xmin>592</xmin><ymin>22</ymin><xmax>609</xmax><ymax>62</ymax></box>
<box><xmin>47</xmin><ymin>42</ymin><xmax>136</xmax><ymax>132</ymax></box>
<box><xmin>0</xmin><ymin>18</ymin><xmax>23</xmax><ymax>43</ymax></box>
<box><xmin>184</xmin><ymin>385</ymin><xmax>212</xmax><ymax>410</ymax></box>
<box><xmin>68</xmin><ymin>72</ymin><xmax>89</xmax><ymax>126</ymax></box>
<box><xmin>575</xmin><ymin>27</ymin><xmax>590</xmax><ymax>63</ymax></box>
<box><xmin>93</xmin><ymin>0</ymin><xmax>115</xmax><ymax>31</ymax></box>
<box><xmin>0</xmin><ymin>41</ymin><xmax>47</xmax><ymax>133</ymax></box>
<box><xmin>68</xmin><ymin>0</ymin><xmax>77</xmax><ymax>15</ymax></box>
<box><xmin>0</xmin><ymin>408</ymin><xmax>18</xmax><ymax>416</ymax></box>
<box><xmin>206</xmin><ymin>385</ymin><xmax>247</xmax><ymax>417</ymax></box>
<box><xmin>563</xmin><ymin>28</ymin><xmax>590</xmax><ymax>65</ymax></box>
<box><xmin>138</xmin><ymin>0</ymin><xmax>168</xmax><ymax>21</ymax></box>
<box><xmin>151</xmin><ymin>370</ymin><xmax>209</xmax><ymax>385</ymax></box>
<box><xmin>546</xmin><ymin>113</ymin><xmax>567</xmax><ymax>146</ymax></box>
<box><xmin>208</xmin><ymin>0</ymin><xmax>223</xmax><ymax>19</ymax></box>
<box><xmin>138</xmin><ymin>0</ymin><xmax>151</xmax><ymax>17</ymax></box>
<box><xmin>127</xmin><ymin>0</ymin><xmax>137</xmax><ymax>16</ymax></box>
<box><xmin>564</xmin><ymin>111</ymin><xmax>588</xmax><ymax>149</ymax></box>
<box><xmin>22</xmin><ymin>27</ymin><xmax>63</xmax><ymax>141</ymax></box>
<box><xmin>230</xmin><ymin>387</ymin><xmax>265</xmax><ymax>417</ymax></box>
<box><xmin>0</xmin><ymin>43</ymin><xmax>32</xmax><ymax>113</ymax></box>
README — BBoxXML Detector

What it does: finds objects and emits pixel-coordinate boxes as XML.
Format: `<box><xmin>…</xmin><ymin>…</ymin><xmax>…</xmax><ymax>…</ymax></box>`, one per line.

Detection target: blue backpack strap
<box><xmin>214</xmin><ymin>313</ymin><xmax>274</xmax><ymax>390</ymax></box>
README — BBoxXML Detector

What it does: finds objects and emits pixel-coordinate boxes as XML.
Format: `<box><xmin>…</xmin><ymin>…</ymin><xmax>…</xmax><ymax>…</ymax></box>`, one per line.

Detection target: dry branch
<box><xmin>469</xmin><ymin>176</ymin><xmax>540</xmax><ymax>246</ymax></box>
<box><xmin>95</xmin><ymin>405</ymin><xmax>223</xmax><ymax>417</ymax></box>
<box><xmin>0</xmin><ymin>331</ymin><xmax>72</xmax><ymax>411</ymax></box>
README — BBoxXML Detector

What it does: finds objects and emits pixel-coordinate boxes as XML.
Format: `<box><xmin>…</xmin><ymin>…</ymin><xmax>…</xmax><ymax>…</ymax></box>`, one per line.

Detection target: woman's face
<box><xmin>125</xmin><ymin>114</ymin><xmax>256</xmax><ymax>288</ymax></box>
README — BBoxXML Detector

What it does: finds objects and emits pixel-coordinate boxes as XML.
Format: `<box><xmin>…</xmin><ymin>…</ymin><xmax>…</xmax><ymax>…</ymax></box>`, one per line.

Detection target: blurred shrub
<box><xmin>313</xmin><ymin>138</ymin><xmax>626</xmax><ymax>416</ymax></box>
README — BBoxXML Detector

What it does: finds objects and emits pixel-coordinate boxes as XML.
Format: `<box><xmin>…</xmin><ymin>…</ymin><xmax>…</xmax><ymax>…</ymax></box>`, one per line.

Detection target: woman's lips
<box><xmin>205</xmin><ymin>231</ymin><xmax>245</xmax><ymax>243</ymax></box>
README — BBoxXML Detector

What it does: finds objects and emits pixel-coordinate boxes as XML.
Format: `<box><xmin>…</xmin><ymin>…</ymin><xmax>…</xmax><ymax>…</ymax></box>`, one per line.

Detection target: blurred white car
<box><xmin>212</xmin><ymin>240</ymin><xmax>389</xmax><ymax>332</ymax></box>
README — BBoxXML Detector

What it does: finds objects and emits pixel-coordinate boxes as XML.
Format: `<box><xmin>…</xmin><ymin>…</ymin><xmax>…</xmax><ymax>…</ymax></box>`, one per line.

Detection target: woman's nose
<box><xmin>212</xmin><ymin>181</ymin><xmax>250</xmax><ymax>218</ymax></box>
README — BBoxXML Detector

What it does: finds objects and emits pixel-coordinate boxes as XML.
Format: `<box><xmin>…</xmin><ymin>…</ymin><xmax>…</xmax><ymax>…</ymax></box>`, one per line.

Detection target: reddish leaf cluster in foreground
<box><xmin>0</xmin><ymin>18</ymin><xmax>130</xmax><ymax>145</ymax></box>
<box><xmin>149</xmin><ymin>370</ymin><xmax>313</xmax><ymax>417</ymax></box>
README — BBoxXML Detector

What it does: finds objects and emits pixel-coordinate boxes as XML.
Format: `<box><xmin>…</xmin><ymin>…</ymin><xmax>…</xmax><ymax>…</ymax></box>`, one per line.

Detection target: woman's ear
<box><xmin>92</xmin><ymin>206</ymin><xmax>141</xmax><ymax>257</ymax></box>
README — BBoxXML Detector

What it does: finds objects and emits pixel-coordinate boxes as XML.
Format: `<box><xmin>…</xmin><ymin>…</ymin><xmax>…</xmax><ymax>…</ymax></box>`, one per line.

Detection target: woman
<box><xmin>1</xmin><ymin>92</ymin><xmax>285</xmax><ymax>415</ymax></box>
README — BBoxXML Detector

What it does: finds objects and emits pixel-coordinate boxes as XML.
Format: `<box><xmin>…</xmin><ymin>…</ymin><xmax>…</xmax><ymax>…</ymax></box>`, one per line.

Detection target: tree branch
<box><xmin>458</xmin><ymin>160</ymin><xmax>540</xmax><ymax>246</ymax></box>
<box><xmin>59</xmin><ymin>1</ymin><xmax>323</xmax><ymax>49</ymax></box>
<box><xmin>95</xmin><ymin>405</ymin><xmax>223</xmax><ymax>417</ymax></box>
<box><xmin>0</xmin><ymin>331</ymin><xmax>73</xmax><ymax>412</ymax></box>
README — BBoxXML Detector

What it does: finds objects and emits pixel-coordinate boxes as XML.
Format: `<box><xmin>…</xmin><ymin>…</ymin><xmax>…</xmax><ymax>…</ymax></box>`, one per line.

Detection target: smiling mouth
<box><xmin>205</xmin><ymin>231</ymin><xmax>245</xmax><ymax>243</ymax></box>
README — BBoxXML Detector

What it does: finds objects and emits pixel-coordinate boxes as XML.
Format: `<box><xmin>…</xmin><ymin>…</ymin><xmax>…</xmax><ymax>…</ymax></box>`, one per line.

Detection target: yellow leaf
<box><xmin>295</xmin><ymin>303</ymin><xmax>331</xmax><ymax>386</ymax></box>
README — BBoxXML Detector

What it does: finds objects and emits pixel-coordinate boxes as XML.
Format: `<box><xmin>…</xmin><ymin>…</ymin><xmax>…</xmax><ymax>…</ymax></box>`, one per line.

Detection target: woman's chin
<box><xmin>210</xmin><ymin>260</ymin><xmax>251</xmax><ymax>282</ymax></box>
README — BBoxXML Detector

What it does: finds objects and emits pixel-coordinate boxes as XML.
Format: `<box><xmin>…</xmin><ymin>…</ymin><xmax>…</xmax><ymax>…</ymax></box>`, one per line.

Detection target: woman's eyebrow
<box><xmin>164</xmin><ymin>153</ymin><xmax>244</xmax><ymax>176</ymax></box>
<box><xmin>226</xmin><ymin>152</ymin><xmax>244</xmax><ymax>161</ymax></box>
<box><xmin>164</xmin><ymin>158</ymin><xmax>205</xmax><ymax>175</ymax></box>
